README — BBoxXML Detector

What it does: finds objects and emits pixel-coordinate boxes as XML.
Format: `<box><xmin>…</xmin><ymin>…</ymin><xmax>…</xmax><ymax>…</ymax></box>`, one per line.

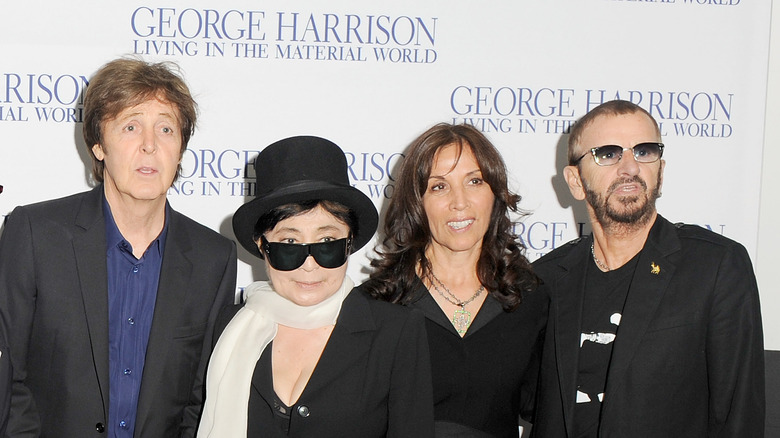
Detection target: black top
<box><xmin>213</xmin><ymin>287</ymin><xmax>435</xmax><ymax>438</ymax></box>
<box><xmin>573</xmin><ymin>255</ymin><xmax>638</xmax><ymax>438</ymax></box>
<box><xmin>408</xmin><ymin>278</ymin><xmax>549</xmax><ymax>438</ymax></box>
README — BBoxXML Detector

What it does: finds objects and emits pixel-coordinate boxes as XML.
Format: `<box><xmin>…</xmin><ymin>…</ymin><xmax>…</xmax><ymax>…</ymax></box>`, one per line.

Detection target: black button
<box><xmin>297</xmin><ymin>405</ymin><xmax>310</xmax><ymax>417</ymax></box>
<box><xmin>95</xmin><ymin>422</ymin><xmax>105</xmax><ymax>433</ymax></box>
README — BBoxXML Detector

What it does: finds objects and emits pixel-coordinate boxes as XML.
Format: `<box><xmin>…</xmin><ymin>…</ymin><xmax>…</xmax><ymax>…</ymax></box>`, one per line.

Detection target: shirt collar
<box><xmin>103</xmin><ymin>194</ymin><xmax>169</xmax><ymax>258</ymax></box>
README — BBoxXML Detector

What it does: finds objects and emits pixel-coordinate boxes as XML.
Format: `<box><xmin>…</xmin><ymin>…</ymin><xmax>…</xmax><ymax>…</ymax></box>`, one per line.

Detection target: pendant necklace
<box><xmin>591</xmin><ymin>242</ymin><xmax>610</xmax><ymax>272</ymax></box>
<box><xmin>427</xmin><ymin>271</ymin><xmax>485</xmax><ymax>334</ymax></box>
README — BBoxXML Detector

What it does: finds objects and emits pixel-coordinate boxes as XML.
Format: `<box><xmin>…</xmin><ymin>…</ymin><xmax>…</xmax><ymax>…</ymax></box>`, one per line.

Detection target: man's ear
<box><xmin>564</xmin><ymin>165</ymin><xmax>586</xmax><ymax>201</ymax></box>
<box><xmin>92</xmin><ymin>144</ymin><xmax>105</xmax><ymax>161</ymax></box>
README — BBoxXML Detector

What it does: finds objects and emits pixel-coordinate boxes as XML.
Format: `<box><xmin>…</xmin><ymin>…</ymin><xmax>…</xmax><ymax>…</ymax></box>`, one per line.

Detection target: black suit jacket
<box><xmin>0</xmin><ymin>186</ymin><xmax>237</xmax><ymax>437</ymax></box>
<box><xmin>531</xmin><ymin>216</ymin><xmax>765</xmax><ymax>437</ymax></box>
<box><xmin>212</xmin><ymin>286</ymin><xmax>435</xmax><ymax>438</ymax></box>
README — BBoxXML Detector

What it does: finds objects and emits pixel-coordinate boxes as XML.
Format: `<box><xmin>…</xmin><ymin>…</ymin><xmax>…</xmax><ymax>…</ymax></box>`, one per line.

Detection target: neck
<box><xmin>590</xmin><ymin>211</ymin><xmax>657</xmax><ymax>271</ymax></box>
<box><xmin>104</xmin><ymin>186</ymin><xmax>167</xmax><ymax>258</ymax></box>
<box><xmin>423</xmin><ymin>244</ymin><xmax>481</xmax><ymax>287</ymax></box>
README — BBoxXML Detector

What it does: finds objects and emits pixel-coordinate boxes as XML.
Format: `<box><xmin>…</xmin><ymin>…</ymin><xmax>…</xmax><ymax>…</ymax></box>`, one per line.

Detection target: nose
<box><xmin>300</xmin><ymin>254</ymin><xmax>319</xmax><ymax>272</ymax></box>
<box><xmin>449</xmin><ymin>186</ymin><xmax>468</xmax><ymax>210</ymax></box>
<box><xmin>616</xmin><ymin>148</ymin><xmax>640</xmax><ymax>176</ymax></box>
<box><xmin>141</xmin><ymin>129</ymin><xmax>157</xmax><ymax>154</ymax></box>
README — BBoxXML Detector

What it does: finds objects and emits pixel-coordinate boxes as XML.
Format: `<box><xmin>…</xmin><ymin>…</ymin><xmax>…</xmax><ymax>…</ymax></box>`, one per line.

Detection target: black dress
<box><xmin>408</xmin><ymin>278</ymin><xmax>548</xmax><ymax>438</ymax></box>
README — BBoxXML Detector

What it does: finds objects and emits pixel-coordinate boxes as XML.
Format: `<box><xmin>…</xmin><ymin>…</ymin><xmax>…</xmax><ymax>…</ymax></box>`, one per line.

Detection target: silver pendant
<box><xmin>452</xmin><ymin>307</ymin><xmax>472</xmax><ymax>334</ymax></box>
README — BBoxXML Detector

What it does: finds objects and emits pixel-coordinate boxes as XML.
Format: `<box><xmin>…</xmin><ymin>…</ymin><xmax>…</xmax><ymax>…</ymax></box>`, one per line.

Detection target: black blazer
<box><xmin>0</xmin><ymin>186</ymin><xmax>237</xmax><ymax>437</ymax></box>
<box><xmin>531</xmin><ymin>216</ymin><xmax>765</xmax><ymax>437</ymax></box>
<box><xmin>211</xmin><ymin>286</ymin><xmax>435</xmax><ymax>437</ymax></box>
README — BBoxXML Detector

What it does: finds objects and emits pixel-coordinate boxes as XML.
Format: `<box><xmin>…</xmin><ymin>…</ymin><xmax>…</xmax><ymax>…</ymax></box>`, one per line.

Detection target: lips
<box><xmin>609</xmin><ymin>176</ymin><xmax>647</xmax><ymax>195</ymax></box>
<box><xmin>136</xmin><ymin>166</ymin><xmax>157</xmax><ymax>175</ymax></box>
<box><xmin>448</xmin><ymin>219</ymin><xmax>474</xmax><ymax>230</ymax></box>
<box><xmin>295</xmin><ymin>280</ymin><xmax>324</xmax><ymax>289</ymax></box>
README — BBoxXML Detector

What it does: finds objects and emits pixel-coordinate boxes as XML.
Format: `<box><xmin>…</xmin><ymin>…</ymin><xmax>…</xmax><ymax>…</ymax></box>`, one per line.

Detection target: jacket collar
<box><xmin>251</xmin><ymin>289</ymin><xmax>377</xmax><ymax>406</ymax></box>
<box><xmin>551</xmin><ymin>215</ymin><xmax>681</xmax><ymax>434</ymax></box>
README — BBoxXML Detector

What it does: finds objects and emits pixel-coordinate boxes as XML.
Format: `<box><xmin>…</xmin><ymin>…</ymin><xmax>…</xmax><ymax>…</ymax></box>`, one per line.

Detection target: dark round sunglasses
<box><xmin>260</xmin><ymin>235</ymin><xmax>351</xmax><ymax>271</ymax></box>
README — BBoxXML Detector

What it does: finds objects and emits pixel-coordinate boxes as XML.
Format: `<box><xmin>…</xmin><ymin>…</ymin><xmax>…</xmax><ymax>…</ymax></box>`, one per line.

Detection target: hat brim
<box><xmin>232</xmin><ymin>181</ymin><xmax>378</xmax><ymax>258</ymax></box>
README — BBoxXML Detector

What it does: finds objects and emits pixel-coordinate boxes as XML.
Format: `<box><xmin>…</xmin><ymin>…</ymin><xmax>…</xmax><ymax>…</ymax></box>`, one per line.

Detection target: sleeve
<box><xmin>386</xmin><ymin>308</ymin><xmax>435</xmax><ymax>438</ymax></box>
<box><xmin>706</xmin><ymin>242</ymin><xmax>765</xmax><ymax>437</ymax></box>
<box><xmin>179</xmin><ymin>241</ymin><xmax>238</xmax><ymax>438</ymax></box>
<box><xmin>0</xmin><ymin>207</ymin><xmax>42</xmax><ymax>436</ymax></box>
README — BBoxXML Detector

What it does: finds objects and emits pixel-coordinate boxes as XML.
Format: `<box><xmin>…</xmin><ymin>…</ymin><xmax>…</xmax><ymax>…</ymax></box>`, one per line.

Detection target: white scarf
<box><xmin>197</xmin><ymin>276</ymin><xmax>354</xmax><ymax>438</ymax></box>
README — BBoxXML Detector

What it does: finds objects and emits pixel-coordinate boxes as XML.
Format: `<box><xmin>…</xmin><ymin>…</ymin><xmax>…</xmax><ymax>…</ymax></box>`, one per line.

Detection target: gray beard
<box><xmin>584</xmin><ymin>173</ymin><xmax>661</xmax><ymax>230</ymax></box>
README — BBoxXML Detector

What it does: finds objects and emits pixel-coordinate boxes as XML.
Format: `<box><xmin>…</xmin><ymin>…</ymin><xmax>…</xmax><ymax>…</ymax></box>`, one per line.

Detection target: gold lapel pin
<box><xmin>651</xmin><ymin>262</ymin><xmax>660</xmax><ymax>275</ymax></box>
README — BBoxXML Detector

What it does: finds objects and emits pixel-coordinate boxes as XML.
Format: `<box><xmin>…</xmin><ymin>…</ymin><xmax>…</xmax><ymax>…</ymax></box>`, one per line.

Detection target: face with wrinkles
<box><xmin>92</xmin><ymin>98</ymin><xmax>182</xmax><ymax>204</ymax></box>
<box><xmin>565</xmin><ymin>112</ymin><xmax>665</xmax><ymax>228</ymax></box>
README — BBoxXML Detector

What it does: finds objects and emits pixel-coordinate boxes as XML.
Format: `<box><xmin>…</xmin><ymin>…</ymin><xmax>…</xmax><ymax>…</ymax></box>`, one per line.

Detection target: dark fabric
<box><xmin>104</xmin><ymin>199</ymin><xmax>167</xmax><ymax>438</ymax></box>
<box><xmin>531</xmin><ymin>215</ymin><xmax>765</xmax><ymax>438</ymax></box>
<box><xmin>0</xmin><ymin>336</ymin><xmax>11</xmax><ymax>436</ymax></box>
<box><xmin>434</xmin><ymin>421</ymin><xmax>496</xmax><ymax>437</ymax></box>
<box><xmin>573</xmin><ymin>255</ymin><xmax>636</xmax><ymax>438</ymax></box>
<box><xmin>766</xmin><ymin>350</ymin><xmax>780</xmax><ymax>437</ymax></box>
<box><xmin>212</xmin><ymin>287</ymin><xmax>435</xmax><ymax>438</ymax></box>
<box><xmin>0</xmin><ymin>186</ymin><xmax>237</xmax><ymax>438</ymax></box>
<box><xmin>408</xmin><ymin>278</ymin><xmax>548</xmax><ymax>438</ymax></box>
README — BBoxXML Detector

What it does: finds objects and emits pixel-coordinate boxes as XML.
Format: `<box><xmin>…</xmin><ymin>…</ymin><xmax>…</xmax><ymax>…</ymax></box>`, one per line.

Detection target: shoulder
<box><xmin>8</xmin><ymin>188</ymin><xmax>95</xmax><ymax>218</ymax></box>
<box><xmin>673</xmin><ymin>222</ymin><xmax>743</xmax><ymax>249</ymax></box>
<box><xmin>662</xmin><ymin>220</ymin><xmax>750</xmax><ymax>262</ymax></box>
<box><xmin>532</xmin><ymin>235</ymin><xmax>589</xmax><ymax>271</ymax></box>
<box><xmin>4</xmin><ymin>188</ymin><xmax>99</xmax><ymax>232</ymax></box>
<box><xmin>348</xmin><ymin>285</ymin><xmax>426</xmax><ymax>326</ymax></box>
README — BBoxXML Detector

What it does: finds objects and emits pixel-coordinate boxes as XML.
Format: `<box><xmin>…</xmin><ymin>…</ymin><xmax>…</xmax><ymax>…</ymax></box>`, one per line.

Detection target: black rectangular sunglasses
<box><xmin>260</xmin><ymin>236</ymin><xmax>351</xmax><ymax>271</ymax></box>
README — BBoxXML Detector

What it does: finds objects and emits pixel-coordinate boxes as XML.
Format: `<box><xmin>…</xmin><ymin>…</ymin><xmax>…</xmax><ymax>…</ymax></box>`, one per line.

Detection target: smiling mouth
<box><xmin>137</xmin><ymin>167</ymin><xmax>157</xmax><ymax>174</ymax></box>
<box><xmin>448</xmin><ymin>219</ymin><xmax>474</xmax><ymax>230</ymax></box>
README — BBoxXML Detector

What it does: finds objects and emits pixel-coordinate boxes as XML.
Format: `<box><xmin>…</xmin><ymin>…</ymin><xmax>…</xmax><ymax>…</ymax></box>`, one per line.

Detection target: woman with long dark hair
<box><xmin>363</xmin><ymin>123</ymin><xmax>548</xmax><ymax>437</ymax></box>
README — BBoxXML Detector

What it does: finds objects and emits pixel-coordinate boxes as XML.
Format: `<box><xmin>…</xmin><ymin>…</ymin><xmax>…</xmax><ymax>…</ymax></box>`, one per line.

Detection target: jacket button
<box><xmin>95</xmin><ymin>423</ymin><xmax>105</xmax><ymax>433</ymax></box>
<box><xmin>297</xmin><ymin>405</ymin><xmax>310</xmax><ymax>417</ymax></box>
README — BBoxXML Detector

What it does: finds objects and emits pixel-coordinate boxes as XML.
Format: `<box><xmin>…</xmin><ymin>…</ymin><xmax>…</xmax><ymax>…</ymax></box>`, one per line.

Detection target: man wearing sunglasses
<box><xmin>531</xmin><ymin>100</ymin><xmax>764</xmax><ymax>437</ymax></box>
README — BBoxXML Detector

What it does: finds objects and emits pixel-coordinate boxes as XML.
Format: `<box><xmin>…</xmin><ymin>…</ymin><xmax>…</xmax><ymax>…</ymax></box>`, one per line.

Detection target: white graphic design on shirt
<box><xmin>577</xmin><ymin>313</ymin><xmax>621</xmax><ymax>404</ymax></box>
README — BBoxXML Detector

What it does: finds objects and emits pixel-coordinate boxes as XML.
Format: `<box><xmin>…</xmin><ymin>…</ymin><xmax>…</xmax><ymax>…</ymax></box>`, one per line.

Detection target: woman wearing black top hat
<box><xmin>197</xmin><ymin>136</ymin><xmax>434</xmax><ymax>438</ymax></box>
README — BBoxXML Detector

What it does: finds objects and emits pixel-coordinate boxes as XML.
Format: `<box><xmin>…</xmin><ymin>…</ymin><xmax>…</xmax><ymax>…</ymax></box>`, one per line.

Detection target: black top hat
<box><xmin>232</xmin><ymin>136</ymin><xmax>378</xmax><ymax>258</ymax></box>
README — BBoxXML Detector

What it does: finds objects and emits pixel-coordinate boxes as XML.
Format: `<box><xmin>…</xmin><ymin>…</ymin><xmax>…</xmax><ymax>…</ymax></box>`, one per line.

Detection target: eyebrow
<box><xmin>117</xmin><ymin>110</ymin><xmax>177</xmax><ymax>122</ymax></box>
<box><xmin>428</xmin><ymin>169</ymin><xmax>483</xmax><ymax>180</ymax></box>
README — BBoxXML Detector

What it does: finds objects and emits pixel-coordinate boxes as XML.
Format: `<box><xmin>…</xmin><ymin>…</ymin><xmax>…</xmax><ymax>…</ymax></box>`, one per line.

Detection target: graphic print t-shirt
<box><xmin>573</xmin><ymin>254</ymin><xmax>639</xmax><ymax>438</ymax></box>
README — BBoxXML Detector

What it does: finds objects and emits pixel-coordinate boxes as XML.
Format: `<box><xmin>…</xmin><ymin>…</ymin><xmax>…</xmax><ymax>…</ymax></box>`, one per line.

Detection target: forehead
<box><xmin>112</xmin><ymin>97</ymin><xmax>180</xmax><ymax>122</ymax></box>
<box><xmin>269</xmin><ymin>205</ymin><xmax>349</xmax><ymax>234</ymax></box>
<box><xmin>430</xmin><ymin>143</ymin><xmax>478</xmax><ymax>174</ymax></box>
<box><xmin>579</xmin><ymin>112</ymin><xmax>658</xmax><ymax>149</ymax></box>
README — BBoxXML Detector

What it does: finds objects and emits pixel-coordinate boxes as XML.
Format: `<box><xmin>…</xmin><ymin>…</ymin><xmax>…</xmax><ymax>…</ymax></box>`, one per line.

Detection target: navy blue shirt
<box><xmin>104</xmin><ymin>198</ymin><xmax>168</xmax><ymax>438</ymax></box>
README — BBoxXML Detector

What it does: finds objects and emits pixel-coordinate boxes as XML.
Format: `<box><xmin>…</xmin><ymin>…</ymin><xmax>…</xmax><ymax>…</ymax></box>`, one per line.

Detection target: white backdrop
<box><xmin>1</xmin><ymin>0</ymin><xmax>774</xmax><ymax>346</ymax></box>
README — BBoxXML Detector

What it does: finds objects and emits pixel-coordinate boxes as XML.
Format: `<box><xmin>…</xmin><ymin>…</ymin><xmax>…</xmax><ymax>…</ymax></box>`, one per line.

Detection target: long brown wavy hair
<box><xmin>363</xmin><ymin>123</ymin><xmax>539</xmax><ymax>311</ymax></box>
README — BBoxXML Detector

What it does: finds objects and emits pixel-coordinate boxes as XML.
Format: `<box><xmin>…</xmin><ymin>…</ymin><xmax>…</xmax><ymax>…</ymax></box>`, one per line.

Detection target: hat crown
<box><xmin>255</xmin><ymin>136</ymin><xmax>350</xmax><ymax>197</ymax></box>
<box><xmin>233</xmin><ymin>135</ymin><xmax>378</xmax><ymax>258</ymax></box>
